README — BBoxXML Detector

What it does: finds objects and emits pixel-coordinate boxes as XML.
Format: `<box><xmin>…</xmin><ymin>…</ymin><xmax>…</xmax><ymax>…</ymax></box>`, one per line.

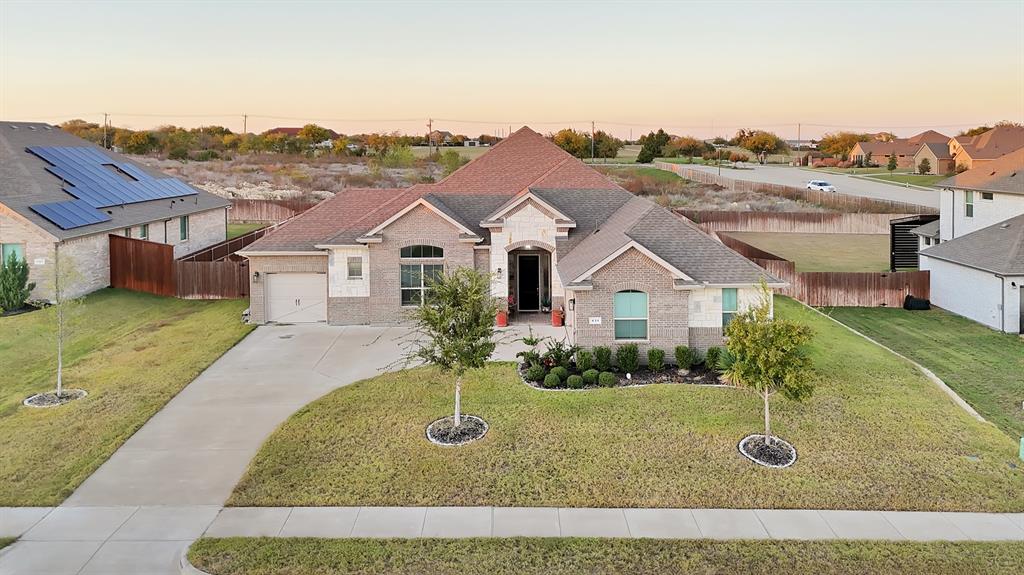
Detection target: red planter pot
<box><xmin>496</xmin><ymin>310</ymin><xmax>508</xmax><ymax>327</ymax></box>
<box><xmin>551</xmin><ymin>309</ymin><xmax>564</xmax><ymax>327</ymax></box>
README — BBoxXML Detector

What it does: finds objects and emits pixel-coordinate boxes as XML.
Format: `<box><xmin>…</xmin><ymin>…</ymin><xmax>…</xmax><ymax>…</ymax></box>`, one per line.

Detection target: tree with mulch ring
<box><xmin>24</xmin><ymin>389</ymin><xmax>87</xmax><ymax>408</ymax></box>
<box><xmin>405</xmin><ymin>268</ymin><xmax>497</xmax><ymax>446</ymax></box>
<box><xmin>724</xmin><ymin>283</ymin><xmax>813</xmax><ymax>468</ymax></box>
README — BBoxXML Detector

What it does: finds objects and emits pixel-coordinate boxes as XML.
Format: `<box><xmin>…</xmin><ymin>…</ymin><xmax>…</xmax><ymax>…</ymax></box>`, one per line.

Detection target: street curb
<box><xmin>180</xmin><ymin>544</ymin><xmax>211</xmax><ymax>575</ymax></box>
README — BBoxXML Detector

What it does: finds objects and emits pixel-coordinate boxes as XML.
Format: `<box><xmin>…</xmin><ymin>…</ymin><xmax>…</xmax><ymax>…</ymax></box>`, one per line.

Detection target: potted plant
<box><xmin>541</xmin><ymin>297</ymin><xmax>551</xmax><ymax>313</ymax></box>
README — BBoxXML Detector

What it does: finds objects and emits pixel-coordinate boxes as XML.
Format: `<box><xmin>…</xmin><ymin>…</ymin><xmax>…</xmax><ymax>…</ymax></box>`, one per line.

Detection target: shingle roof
<box><xmin>0</xmin><ymin>121</ymin><xmax>229</xmax><ymax>240</ymax></box>
<box><xmin>855</xmin><ymin>130</ymin><xmax>949</xmax><ymax>158</ymax></box>
<box><xmin>936</xmin><ymin>148</ymin><xmax>1024</xmax><ymax>195</ymax></box>
<box><xmin>955</xmin><ymin>125</ymin><xmax>1024</xmax><ymax>161</ymax></box>
<box><xmin>921</xmin><ymin>213</ymin><xmax>1024</xmax><ymax>275</ymax></box>
<box><xmin>917</xmin><ymin>142</ymin><xmax>951</xmax><ymax>160</ymax></box>
<box><xmin>910</xmin><ymin>219</ymin><xmax>940</xmax><ymax>238</ymax></box>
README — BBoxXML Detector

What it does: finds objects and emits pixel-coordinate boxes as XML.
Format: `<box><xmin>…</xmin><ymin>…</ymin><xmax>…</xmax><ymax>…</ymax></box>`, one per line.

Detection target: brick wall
<box><xmin>573</xmin><ymin>247</ymin><xmax>689</xmax><ymax>356</ymax></box>
<box><xmin>474</xmin><ymin>248</ymin><xmax>489</xmax><ymax>274</ymax></box>
<box><xmin>328</xmin><ymin>296</ymin><xmax>370</xmax><ymax>325</ymax></box>
<box><xmin>367</xmin><ymin>204</ymin><xmax>475</xmax><ymax>325</ymax></box>
<box><xmin>0</xmin><ymin>205</ymin><xmax>57</xmax><ymax>300</ymax></box>
<box><xmin>687</xmin><ymin>327</ymin><xmax>724</xmax><ymax>352</ymax></box>
<box><xmin>169</xmin><ymin>208</ymin><xmax>227</xmax><ymax>258</ymax></box>
<box><xmin>247</xmin><ymin>254</ymin><xmax>328</xmax><ymax>323</ymax></box>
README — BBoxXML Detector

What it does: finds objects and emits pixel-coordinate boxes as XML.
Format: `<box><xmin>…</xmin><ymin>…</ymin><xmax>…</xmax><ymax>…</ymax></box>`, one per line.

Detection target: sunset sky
<box><xmin>2</xmin><ymin>0</ymin><xmax>1022</xmax><ymax>139</ymax></box>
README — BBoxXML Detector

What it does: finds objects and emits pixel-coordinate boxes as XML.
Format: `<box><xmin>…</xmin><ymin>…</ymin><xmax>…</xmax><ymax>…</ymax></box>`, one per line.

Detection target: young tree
<box><xmin>636</xmin><ymin>129</ymin><xmax>671</xmax><ymax>163</ymax></box>
<box><xmin>406</xmin><ymin>268</ymin><xmax>497</xmax><ymax>427</ymax></box>
<box><xmin>0</xmin><ymin>251</ymin><xmax>35</xmax><ymax>312</ymax></box>
<box><xmin>886</xmin><ymin>153</ymin><xmax>898</xmax><ymax>174</ymax></box>
<box><xmin>46</xmin><ymin>248</ymin><xmax>85</xmax><ymax>398</ymax></box>
<box><xmin>918</xmin><ymin>158</ymin><xmax>931</xmax><ymax>175</ymax></box>
<box><xmin>723</xmin><ymin>284</ymin><xmax>814</xmax><ymax>445</ymax></box>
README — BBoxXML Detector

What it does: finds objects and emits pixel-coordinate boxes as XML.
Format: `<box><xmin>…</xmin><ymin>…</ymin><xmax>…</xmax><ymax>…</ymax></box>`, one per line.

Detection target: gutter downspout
<box><xmin>998</xmin><ymin>275</ymin><xmax>1005</xmax><ymax>333</ymax></box>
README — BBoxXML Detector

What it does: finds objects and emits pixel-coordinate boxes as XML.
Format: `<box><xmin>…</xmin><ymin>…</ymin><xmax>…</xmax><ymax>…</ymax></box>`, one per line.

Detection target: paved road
<box><xmin>678</xmin><ymin>163</ymin><xmax>941</xmax><ymax>209</ymax></box>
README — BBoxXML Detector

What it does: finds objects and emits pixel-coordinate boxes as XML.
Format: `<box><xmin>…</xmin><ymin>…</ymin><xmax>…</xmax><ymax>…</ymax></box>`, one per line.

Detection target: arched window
<box><xmin>613</xmin><ymin>290</ymin><xmax>648</xmax><ymax>340</ymax></box>
<box><xmin>400</xmin><ymin>245</ymin><xmax>443</xmax><ymax>258</ymax></box>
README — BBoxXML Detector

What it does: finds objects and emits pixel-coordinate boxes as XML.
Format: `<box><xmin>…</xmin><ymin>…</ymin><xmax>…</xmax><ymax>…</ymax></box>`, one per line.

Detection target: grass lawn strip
<box><xmin>226</xmin><ymin>222</ymin><xmax>265</xmax><ymax>239</ymax></box>
<box><xmin>0</xmin><ymin>289</ymin><xmax>253</xmax><ymax>505</ymax></box>
<box><xmin>0</xmin><ymin>538</ymin><xmax>13</xmax><ymax>550</ymax></box>
<box><xmin>721</xmin><ymin>232</ymin><xmax>890</xmax><ymax>272</ymax></box>
<box><xmin>863</xmin><ymin>173</ymin><xmax>948</xmax><ymax>187</ymax></box>
<box><xmin>823</xmin><ymin>306</ymin><xmax>1024</xmax><ymax>439</ymax></box>
<box><xmin>229</xmin><ymin>297</ymin><xmax>1022</xmax><ymax>512</ymax></box>
<box><xmin>188</xmin><ymin>538</ymin><xmax>1024</xmax><ymax>575</ymax></box>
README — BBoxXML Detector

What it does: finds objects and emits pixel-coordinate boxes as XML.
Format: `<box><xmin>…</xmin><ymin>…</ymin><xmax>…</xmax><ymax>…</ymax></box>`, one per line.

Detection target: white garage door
<box><xmin>266</xmin><ymin>273</ymin><xmax>326</xmax><ymax>323</ymax></box>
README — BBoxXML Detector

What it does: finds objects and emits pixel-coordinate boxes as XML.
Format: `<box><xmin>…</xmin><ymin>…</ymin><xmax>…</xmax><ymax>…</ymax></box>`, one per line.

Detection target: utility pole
<box><xmin>426</xmin><ymin>118</ymin><xmax>433</xmax><ymax>155</ymax></box>
<box><xmin>243</xmin><ymin>114</ymin><xmax>247</xmax><ymax>135</ymax></box>
<box><xmin>591</xmin><ymin>120</ymin><xmax>595</xmax><ymax>161</ymax></box>
<box><xmin>103</xmin><ymin>113</ymin><xmax>108</xmax><ymax>148</ymax></box>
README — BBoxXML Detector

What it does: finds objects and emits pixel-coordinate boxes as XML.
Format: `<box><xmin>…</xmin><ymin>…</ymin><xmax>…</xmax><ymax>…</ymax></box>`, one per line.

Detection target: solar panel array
<box><xmin>27</xmin><ymin>146</ymin><xmax>198</xmax><ymax>230</ymax></box>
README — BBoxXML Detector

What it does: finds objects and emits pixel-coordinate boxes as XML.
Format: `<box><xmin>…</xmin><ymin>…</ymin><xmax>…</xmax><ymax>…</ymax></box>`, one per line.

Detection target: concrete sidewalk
<box><xmin>3</xmin><ymin>505</ymin><xmax>1023</xmax><ymax>574</ymax></box>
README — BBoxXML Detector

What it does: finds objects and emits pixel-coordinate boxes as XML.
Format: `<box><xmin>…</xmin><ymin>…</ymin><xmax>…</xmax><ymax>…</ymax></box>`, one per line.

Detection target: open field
<box><xmin>723</xmin><ymin>232</ymin><xmax>890</xmax><ymax>272</ymax></box>
<box><xmin>189</xmin><ymin>538</ymin><xmax>1024</xmax><ymax>575</ymax></box>
<box><xmin>0</xmin><ymin>289</ymin><xmax>252</xmax><ymax>505</ymax></box>
<box><xmin>864</xmin><ymin>173</ymin><xmax>949</xmax><ymax>187</ymax></box>
<box><xmin>583</xmin><ymin>144</ymin><xmax>642</xmax><ymax>163</ymax></box>
<box><xmin>229</xmin><ymin>297</ymin><xmax>1023</xmax><ymax>511</ymax></box>
<box><xmin>822</xmin><ymin>306</ymin><xmax>1024</xmax><ymax>439</ymax></box>
<box><xmin>411</xmin><ymin>145</ymin><xmax>492</xmax><ymax>160</ymax></box>
<box><xmin>226</xmin><ymin>222</ymin><xmax>265</xmax><ymax>239</ymax></box>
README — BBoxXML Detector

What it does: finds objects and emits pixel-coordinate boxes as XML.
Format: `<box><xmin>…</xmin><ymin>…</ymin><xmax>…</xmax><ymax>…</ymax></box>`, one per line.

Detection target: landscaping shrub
<box><xmin>593</xmin><ymin>346</ymin><xmax>613</xmax><ymax>371</ymax></box>
<box><xmin>542</xmin><ymin>373</ymin><xmax>561</xmax><ymax>389</ymax></box>
<box><xmin>575</xmin><ymin>349</ymin><xmax>595</xmax><ymax>372</ymax></box>
<box><xmin>705</xmin><ymin>347</ymin><xmax>722</xmax><ymax>371</ymax></box>
<box><xmin>647</xmin><ymin>348</ymin><xmax>665</xmax><ymax>372</ymax></box>
<box><xmin>550</xmin><ymin>366</ymin><xmax>569</xmax><ymax>382</ymax></box>
<box><xmin>566</xmin><ymin>375</ymin><xmax>584</xmax><ymax>389</ymax></box>
<box><xmin>543</xmin><ymin>339</ymin><xmax>579</xmax><ymax>370</ymax></box>
<box><xmin>0</xmin><ymin>252</ymin><xmax>35</xmax><ymax>312</ymax></box>
<box><xmin>674</xmin><ymin>345</ymin><xmax>697</xmax><ymax>370</ymax></box>
<box><xmin>525</xmin><ymin>363</ymin><xmax>546</xmax><ymax>382</ymax></box>
<box><xmin>616</xmin><ymin>344</ymin><xmax>640</xmax><ymax>374</ymax></box>
<box><xmin>582</xmin><ymin>369</ymin><xmax>599</xmax><ymax>386</ymax></box>
<box><xmin>598</xmin><ymin>371</ymin><xmax>618</xmax><ymax>387</ymax></box>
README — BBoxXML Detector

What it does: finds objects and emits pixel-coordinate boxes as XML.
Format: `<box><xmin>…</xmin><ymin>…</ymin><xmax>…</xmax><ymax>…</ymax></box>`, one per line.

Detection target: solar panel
<box><xmin>25</xmin><ymin>145</ymin><xmax>199</xmax><ymax>230</ymax></box>
<box><xmin>30</xmin><ymin>199</ymin><xmax>112</xmax><ymax>230</ymax></box>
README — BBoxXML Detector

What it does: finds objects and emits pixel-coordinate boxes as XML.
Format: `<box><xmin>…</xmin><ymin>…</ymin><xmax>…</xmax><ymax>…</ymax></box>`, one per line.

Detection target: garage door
<box><xmin>266</xmin><ymin>273</ymin><xmax>327</xmax><ymax>323</ymax></box>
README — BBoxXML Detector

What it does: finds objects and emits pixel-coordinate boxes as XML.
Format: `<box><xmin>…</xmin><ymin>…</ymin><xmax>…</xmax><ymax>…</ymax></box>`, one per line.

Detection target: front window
<box><xmin>1</xmin><ymin>243</ymin><xmax>25</xmax><ymax>263</ymax></box>
<box><xmin>400</xmin><ymin>244</ymin><xmax>443</xmax><ymax>258</ymax></box>
<box><xmin>347</xmin><ymin>256</ymin><xmax>363</xmax><ymax>279</ymax></box>
<box><xmin>401</xmin><ymin>264</ymin><xmax>443</xmax><ymax>306</ymax></box>
<box><xmin>123</xmin><ymin>227</ymin><xmax>131</xmax><ymax>237</ymax></box>
<box><xmin>139</xmin><ymin>224</ymin><xmax>149</xmax><ymax>240</ymax></box>
<box><xmin>179</xmin><ymin>215</ymin><xmax>190</xmax><ymax>240</ymax></box>
<box><xmin>981</xmin><ymin>192</ymin><xmax>993</xmax><ymax>200</ymax></box>
<box><xmin>964</xmin><ymin>191</ymin><xmax>974</xmax><ymax>218</ymax></box>
<box><xmin>614</xmin><ymin>290</ymin><xmax>648</xmax><ymax>340</ymax></box>
<box><xmin>722</xmin><ymin>288</ymin><xmax>738</xmax><ymax>326</ymax></box>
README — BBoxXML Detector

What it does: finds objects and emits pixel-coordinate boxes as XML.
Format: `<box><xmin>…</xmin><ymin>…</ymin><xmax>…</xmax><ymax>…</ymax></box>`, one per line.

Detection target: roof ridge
<box><xmin>430</xmin><ymin>127</ymin><xmax>536</xmax><ymax>187</ymax></box>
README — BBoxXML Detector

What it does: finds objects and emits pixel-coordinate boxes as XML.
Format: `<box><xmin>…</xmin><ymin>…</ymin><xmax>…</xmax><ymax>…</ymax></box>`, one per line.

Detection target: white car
<box><xmin>806</xmin><ymin>180</ymin><xmax>836</xmax><ymax>192</ymax></box>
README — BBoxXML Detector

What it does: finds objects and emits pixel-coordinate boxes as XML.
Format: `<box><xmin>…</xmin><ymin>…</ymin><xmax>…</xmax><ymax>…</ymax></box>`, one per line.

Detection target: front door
<box><xmin>517</xmin><ymin>254</ymin><xmax>540</xmax><ymax>311</ymax></box>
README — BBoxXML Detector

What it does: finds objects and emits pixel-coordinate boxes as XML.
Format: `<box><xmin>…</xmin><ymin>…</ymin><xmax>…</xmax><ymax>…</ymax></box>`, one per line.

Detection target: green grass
<box><xmin>411</xmin><ymin>146</ymin><xmax>491</xmax><ymax>160</ymax></box>
<box><xmin>0</xmin><ymin>289</ymin><xmax>253</xmax><ymax>505</ymax></box>
<box><xmin>226</xmin><ymin>223</ymin><xmax>265</xmax><ymax>239</ymax></box>
<box><xmin>864</xmin><ymin>173</ymin><xmax>949</xmax><ymax>187</ymax></box>
<box><xmin>229</xmin><ymin>297</ymin><xmax>1022</xmax><ymax>511</ymax></box>
<box><xmin>0</xmin><ymin>538</ymin><xmax>13</xmax><ymax>550</ymax></box>
<box><xmin>724</xmin><ymin>232</ymin><xmax>890</xmax><ymax>272</ymax></box>
<box><xmin>189</xmin><ymin>538</ymin><xmax>1024</xmax><ymax>575</ymax></box>
<box><xmin>822</xmin><ymin>306</ymin><xmax>1024</xmax><ymax>439</ymax></box>
<box><xmin>595</xmin><ymin>165</ymin><xmax>684</xmax><ymax>184</ymax></box>
<box><xmin>811</xmin><ymin>166</ymin><xmax>897</xmax><ymax>175</ymax></box>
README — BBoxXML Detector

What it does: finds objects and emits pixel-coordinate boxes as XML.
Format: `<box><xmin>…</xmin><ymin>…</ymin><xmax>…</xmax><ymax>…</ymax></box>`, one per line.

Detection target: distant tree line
<box><xmin>550</xmin><ymin>129</ymin><xmax>625</xmax><ymax>159</ymax></box>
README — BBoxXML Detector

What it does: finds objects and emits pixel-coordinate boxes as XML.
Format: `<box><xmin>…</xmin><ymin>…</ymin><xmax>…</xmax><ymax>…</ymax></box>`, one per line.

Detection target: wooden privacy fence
<box><xmin>109</xmin><ymin>235</ymin><xmax>248</xmax><ymax>299</ymax></box>
<box><xmin>228</xmin><ymin>198</ymin><xmax>314</xmax><ymax>223</ymax></box>
<box><xmin>178</xmin><ymin>226</ymin><xmax>274</xmax><ymax>262</ymax></box>
<box><xmin>654</xmin><ymin>162</ymin><xmax>937</xmax><ymax>215</ymax></box>
<box><xmin>715</xmin><ymin>229</ymin><xmax>930</xmax><ymax>308</ymax></box>
<box><xmin>677</xmin><ymin>210</ymin><xmax>916</xmax><ymax>235</ymax></box>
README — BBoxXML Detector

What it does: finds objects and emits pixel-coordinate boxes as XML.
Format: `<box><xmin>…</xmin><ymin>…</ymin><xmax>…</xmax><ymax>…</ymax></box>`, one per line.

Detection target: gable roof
<box><xmin>0</xmin><ymin>121</ymin><xmax>229</xmax><ymax>240</ymax></box>
<box><xmin>854</xmin><ymin>130</ymin><xmax>949</xmax><ymax>158</ymax></box>
<box><xmin>921</xmin><ymin>213</ymin><xmax>1024</xmax><ymax>275</ymax></box>
<box><xmin>936</xmin><ymin>148</ymin><xmax>1024</xmax><ymax>195</ymax></box>
<box><xmin>916</xmin><ymin>142</ymin><xmax>951</xmax><ymax>160</ymax></box>
<box><xmin>910</xmin><ymin>219</ymin><xmax>940</xmax><ymax>238</ymax></box>
<box><xmin>954</xmin><ymin>125</ymin><xmax>1024</xmax><ymax>161</ymax></box>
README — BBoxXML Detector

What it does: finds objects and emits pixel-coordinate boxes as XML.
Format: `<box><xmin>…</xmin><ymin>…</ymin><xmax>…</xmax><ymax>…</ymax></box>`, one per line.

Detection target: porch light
<box><xmin>496</xmin><ymin>267</ymin><xmax>503</xmax><ymax>279</ymax></box>
<box><xmin>253</xmin><ymin>271</ymin><xmax>261</xmax><ymax>283</ymax></box>
<box><xmin>568</xmin><ymin>298</ymin><xmax>575</xmax><ymax>311</ymax></box>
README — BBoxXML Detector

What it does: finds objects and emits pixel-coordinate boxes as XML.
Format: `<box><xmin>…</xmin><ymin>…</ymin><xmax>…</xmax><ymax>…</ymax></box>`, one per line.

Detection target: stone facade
<box><xmin>327</xmin><ymin>296</ymin><xmax>370</xmax><ymax>325</ymax></box>
<box><xmin>247</xmin><ymin>254</ymin><xmax>328</xmax><ymax>324</ymax></box>
<box><xmin>572</xmin><ymin>247</ymin><xmax>690</xmax><ymax>356</ymax></box>
<box><xmin>366</xmin><ymin>204</ymin><xmax>475</xmax><ymax>325</ymax></box>
<box><xmin>488</xmin><ymin>200</ymin><xmax>566</xmax><ymax>305</ymax></box>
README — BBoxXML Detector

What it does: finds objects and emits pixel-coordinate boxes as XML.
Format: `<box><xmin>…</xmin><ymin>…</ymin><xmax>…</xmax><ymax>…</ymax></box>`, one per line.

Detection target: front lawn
<box><xmin>230</xmin><ymin>297</ymin><xmax>1022</xmax><ymax>511</ymax></box>
<box><xmin>189</xmin><ymin>538</ymin><xmax>1024</xmax><ymax>575</ymax></box>
<box><xmin>822</xmin><ymin>306</ymin><xmax>1024</xmax><ymax>439</ymax></box>
<box><xmin>0</xmin><ymin>289</ymin><xmax>253</xmax><ymax>505</ymax></box>
<box><xmin>865</xmin><ymin>173</ymin><xmax>948</xmax><ymax>187</ymax></box>
<box><xmin>226</xmin><ymin>222</ymin><xmax>265</xmax><ymax>239</ymax></box>
<box><xmin>723</xmin><ymin>232</ymin><xmax>890</xmax><ymax>272</ymax></box>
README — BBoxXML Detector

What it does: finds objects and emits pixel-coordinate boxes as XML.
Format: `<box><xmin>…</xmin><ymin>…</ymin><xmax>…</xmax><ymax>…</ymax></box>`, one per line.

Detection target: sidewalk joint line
<box><xmin>278</xmin><ymin>507</ymin><xmax>294</xmax><ymax>537</ymax></box>
<box><xmin>349</xmin><ymin>507</ymin><xmax>361</xmax><ymax>537</ymax></box>
<box><xmin>73</xmin><ymin>505</ymin><xmax>141</xmax><ymax>575</ymax></box>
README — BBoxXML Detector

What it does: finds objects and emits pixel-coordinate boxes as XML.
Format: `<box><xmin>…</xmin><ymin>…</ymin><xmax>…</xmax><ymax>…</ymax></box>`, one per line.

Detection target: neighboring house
<box><xmin>429</xmin><ymin>130</ymin><xmax>454</xmax><ymax>146</ymax></box>
<box><xmin>238</xmin><ymin>127</ymin><xmax>781</xmax><ymax>352</ymax></box>
<box><xmin>916</xmin><ymin>149</ymin><xmax>1024</xmax><ymax>333</ymax></box>
<box><xmin>849</xmin><ymin>130</ymin><xmax>949</xmax><ymax>169</ymax></box>
<box><xmin>912</xmin><ymin>143</ymin><xmax>953</xmax><ymax>175</ymax></box>
<box><xmin>0</xmin><ymin>122</ymin><xmax>229</xmax><ymax>300</ymax></box>
<box><xmin>948</xmin><ymin>125</ymin><xmax>1024</xmax><ymax>171</ymax></box>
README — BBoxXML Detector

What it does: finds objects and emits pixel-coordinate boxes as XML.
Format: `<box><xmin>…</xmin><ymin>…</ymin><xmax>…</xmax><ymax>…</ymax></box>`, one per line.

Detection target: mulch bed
<box><xmin>23</xmin><ymin>389</ymin><xmax>88</xmax><ymax>408</ymax></box>
<box><xmin>1</xmin><ymin>303</ymin><xmax>41</xmax><ymax>318</ymax></box>
<box><xmin>519</xmin><ymin>364</ymin><xmax>727</xmax><ymax>390</ymax></box>
<box><xmin>738</xmin><ymin>434</ymin><xmax>797</xmax><ymax>468</ymax></box>
<box><xmin>426</xmin><ymin>415</ymin><xmax>488</xmax><ymax>446</ymax></box>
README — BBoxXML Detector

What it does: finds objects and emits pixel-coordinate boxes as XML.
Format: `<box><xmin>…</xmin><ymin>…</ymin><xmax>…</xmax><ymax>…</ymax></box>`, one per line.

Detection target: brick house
<box><xmin>0</xmin><ymin>122</ymin><xmax>229</xmax><ymax>300</ymax></box>
<box><xmin>948</xmin><ymin>125</ymin><xmax>1024</xmax><ymax>172</ymax></box>
<box><xmin>849</xmin><ymin>130</ymin><xmax>949</xmax><ymax>169</ymax></box>
<box><xmin>239</xmin><ymin>127</ymin><xmax>781</xmax><ymax>351</ymax></box>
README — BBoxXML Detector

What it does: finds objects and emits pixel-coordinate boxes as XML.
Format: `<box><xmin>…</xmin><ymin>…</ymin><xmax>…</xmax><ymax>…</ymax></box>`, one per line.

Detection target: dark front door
<box><xmin>518</xmin><ymin>255</ymin><xmax>540</xmax><ymax>311</ymax></box>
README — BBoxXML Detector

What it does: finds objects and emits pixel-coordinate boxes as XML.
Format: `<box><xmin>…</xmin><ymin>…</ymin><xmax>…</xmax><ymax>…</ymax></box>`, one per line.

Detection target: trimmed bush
<box><xmin>598</xmin><ymin>371</ymin><xmax>618</xmax><ymax>387</ymax></box>
<box><xmin>593</xmin><ymin>346</ymin><xmax>613</xmax><ymax>371</ymax></box>
<box><xmin>550</xmin><ymin>366</ymin><xmax>569</xmax><ymax>382</ymax></box>
<box><xmin>705</xmin><ymin>347</ymin><xmax>722</xmax><ymax>371</ymax></box>
<box><xmin>616</xmin><ymin>344</ymin><xmax>640</xmax><ymax>374</ymax></box>
<box><xmin>582</xmin><ymin>369</ymin><xmax>599</xmax><ymax>386</ymax></box>
<box><xmin>575</xmin><ymin>349</ymin><xmax>595</xmax><ymax>372</ymax></box>
<box><xmin>647</xmin><ymin>348</ymin><xmax>665</xmax><ymax>372</ymax></box>
<box><xmin>674</xmin><ymin>345</ymin><xmax>697</xmax><ymax>370</ymax></box>
<box><xmin>566</xmin><ymin>374</ymin><xmax>584</xmax><ymax>389</ymax></box>
<box><xmin>525</xmin><ymin>363</ymin><xmax>546</xmax><ymax>382</ymax></box>
<box><xmin>542</xmin><ymin>373</ymin><xmax>561</xmax><ymax>389</ymax></box>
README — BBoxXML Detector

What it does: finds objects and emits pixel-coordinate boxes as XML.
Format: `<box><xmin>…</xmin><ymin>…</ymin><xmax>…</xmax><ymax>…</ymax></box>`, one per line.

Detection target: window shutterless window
<box><xmin>613</xmin><ymin>290</ymin><xmax>648</xmax><ymax>340</ymax></box>
<box><xmin>1</xmin><ymin>243</ymin><xmax>25</xmax><ymax>262</ymax></box>
<box><xmin>347</xmin><ymin>257</ymin><xmax>363</xmax><ymax>279</ymax></box>
<box><xmin>400</xmin><ymin>245</ymin><xmax>443</xmax><ymax>258</ymax></box>
<box><xmin>981</xmin><ymin>192</ymin><xmax>993</xmax><ymax>200</ymax></box>
<box><xmin>722</xmin><ymin>288</ymin><xmax>738</xmax><ymax>326</ymax></box>
<box><xmin>400</xmin><ymin>263</ymin><xmax>442</xmax><ymax>306</ymax></box>
<box><xmin>124</xmin><ymin>228</ymin><xmax>131</xmax><ymax>237</ymax></box>
<box><xmin>179</xmin><ymin>215</ymin><xmax>189</xmax><ymax>240</ymax></box>
<box><xmin>964</xmin><ymin>191</ymin><xmax>974</xmax><ymax>218</ymax></box>
<box><xmin>139</xmin><ymin>224</ymin><xmax>149</xmax><ymax>239</ymax></box>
